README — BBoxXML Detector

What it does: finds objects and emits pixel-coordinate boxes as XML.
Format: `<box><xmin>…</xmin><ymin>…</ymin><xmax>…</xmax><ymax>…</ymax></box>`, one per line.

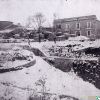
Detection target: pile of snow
<box><xmin>90</xmin><ymin>39</ymin><xmax>100</xmax><ymax>48</ymax></box>
<box><xmin>68</xmin><ymin>36</ymin><xmax>89</xmax><ymax>41</ymax></box>
<box><xmin>72</xmin><ymin>40</ymin><xmax>94</xmax><ymax>51</ymax></box>
<box><xmin>0</xmin><ymin>56</ymin><xmax>100</xmax><ymax>100</ymax></box>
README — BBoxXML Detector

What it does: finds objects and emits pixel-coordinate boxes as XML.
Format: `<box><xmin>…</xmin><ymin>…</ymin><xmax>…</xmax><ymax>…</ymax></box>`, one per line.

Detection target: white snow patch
<box><xmin>0</xmin><ymin>56</ymin><xmax>100</xmax><ymax>100</ymax></box>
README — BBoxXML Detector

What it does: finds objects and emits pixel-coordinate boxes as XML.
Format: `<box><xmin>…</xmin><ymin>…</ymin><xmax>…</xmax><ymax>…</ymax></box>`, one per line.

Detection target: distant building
<box><xmin>53</xmin><ymin>15</ymin><xmax>100</xmax><ymax>39</ymax></box>
<box><xmin>42</xmin><ymin>27</ymin><xmax>54</xmax><ymax>32</ymax></box>
<box><xmin>0</xmin><ymin>21</ymin><xmax>26</xmax><ymax>39</ymax></box>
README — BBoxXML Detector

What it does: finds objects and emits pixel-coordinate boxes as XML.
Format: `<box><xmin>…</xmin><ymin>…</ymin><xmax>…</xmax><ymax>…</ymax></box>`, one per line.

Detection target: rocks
<box><xmin>72</xmin><ymin>60</ymin><xmax>100</xmax><ymax>89</ymax></box>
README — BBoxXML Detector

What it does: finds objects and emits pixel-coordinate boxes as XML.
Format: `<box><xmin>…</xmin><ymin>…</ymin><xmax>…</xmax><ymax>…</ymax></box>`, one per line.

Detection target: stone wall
<box><xmin>53</xmin><ymin>58</ymin><xmax>73</xmax><ymax>72</ymax></box>
<box><xmin>0</xmin><ymin>60</ymin><xmax>36</xmax><ymax>73</ymax></box>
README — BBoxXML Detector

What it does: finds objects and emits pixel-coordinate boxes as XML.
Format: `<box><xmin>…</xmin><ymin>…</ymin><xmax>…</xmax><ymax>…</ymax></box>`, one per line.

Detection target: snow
<box><xmin>0</xmin><ymin>29</ymin><xmax>14</xmax><ymax>33</ymax></box>
<box><xmin>29</xmin><ymin>41</ymin><xmax>81</xmax><ymax>57</ymax></box>
<box><xmin>68</xmin><ymin>36</ymin><xmax>89</xmax><ymax>41</ymax></box>
<box><xmin>0</xmin><ymin>40</ymin><xmax>100</xmax><ymax>99</ymax></box>
<box><xmin>0</xmin><ymin>44</ymin><xmax>35</xmax><ymax>68</ymax></box>
<box><xmin>91</xmin><ymin>39</ymin><xmax>100</xmax><ymax>48</ymax></box>
<box><xmin>0</xmin><ymin>60</ymin><xmax>29</xmax><ymax>69</ymax></box>
<box><xmin>0</xmin><ymin>55</ymin><xmax>100</xmax><ymax>100</ymax></box>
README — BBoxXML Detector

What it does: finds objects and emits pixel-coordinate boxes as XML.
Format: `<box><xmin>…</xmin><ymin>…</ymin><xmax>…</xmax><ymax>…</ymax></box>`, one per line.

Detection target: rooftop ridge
<box><xmin>54</xmin><ymin>15</ymin><xmax>97</xmax><ymax>23</ymax></box>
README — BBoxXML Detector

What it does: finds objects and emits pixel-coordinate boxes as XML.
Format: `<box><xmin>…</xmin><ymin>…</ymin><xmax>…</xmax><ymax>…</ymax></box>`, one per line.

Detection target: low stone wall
<box><xmin>0</xmin><ymin>60</ymin><xmax>36</xmax><ymax>73</ymax></box>
<box><xmin>31</xmin><ymin>48</ymin><xmax>45</xmax><ymax>57</ymax></box>
<box><xmin>54</xmin><ymin>58</ymin><xmax>73</xmax><ymax>72</ymax></box>
<box><xmin>44</xmin><ymin>57</ymin><xmax>73</xmax><ymax>72</ymax></box>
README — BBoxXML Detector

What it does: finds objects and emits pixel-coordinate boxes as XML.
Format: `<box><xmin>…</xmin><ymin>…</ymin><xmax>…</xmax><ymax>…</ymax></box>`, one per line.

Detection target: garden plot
<box><xmin>30</xmin><ymin>40</ymin><xmax>96</xmax><ymax>60</ymax></box>
<box><xmin>0</xmin><ymin>44</ymin><xmax>35</xmax><ymax>69</ymax></box>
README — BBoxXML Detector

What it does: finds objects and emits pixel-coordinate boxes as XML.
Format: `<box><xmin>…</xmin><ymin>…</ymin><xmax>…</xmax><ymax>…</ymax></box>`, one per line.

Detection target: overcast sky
<box><xmin>0</xmin><ymin>0</ymin><xmax>100</xmax><ymax>26</ymax></box>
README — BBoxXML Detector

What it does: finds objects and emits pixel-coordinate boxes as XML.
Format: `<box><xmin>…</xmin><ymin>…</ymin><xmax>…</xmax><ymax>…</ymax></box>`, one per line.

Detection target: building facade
<box><xmin>53</xmin><ymin>15</ymin><xmax>100</xmax><ymax>39</ymax></box>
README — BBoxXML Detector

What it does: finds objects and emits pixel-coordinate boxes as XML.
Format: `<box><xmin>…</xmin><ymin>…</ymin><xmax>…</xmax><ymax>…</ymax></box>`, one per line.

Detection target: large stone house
<box><xmin>53</xmin><ymin>15</ymin><xmax>100</xmax><ymax>39</ymax></box>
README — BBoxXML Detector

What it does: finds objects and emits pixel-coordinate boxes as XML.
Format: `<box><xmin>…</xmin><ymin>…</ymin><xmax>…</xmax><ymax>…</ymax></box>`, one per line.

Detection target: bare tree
<box><xmin>27</xmin><ymin>12</ymin><xmax>46</xmax><ymax>42</ymax></box>
<box><xmin>52</xmin><ymin>13</ymin><xmax>59</xmax><ymax>43</ymax></box>
<box><xmin>33</xmin><ymin>13</ymin><xmax>46</xmax><ymax>30</ymax></box>
<box><xmin>33</xmin><ymin>12</ymin><xmax>46</xmax><ymax>42</ymax></box>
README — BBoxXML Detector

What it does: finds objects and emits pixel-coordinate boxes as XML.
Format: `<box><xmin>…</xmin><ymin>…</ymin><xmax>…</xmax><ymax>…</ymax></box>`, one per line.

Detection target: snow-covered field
<box><xmin>0</xmin><ymin>40</ymin><xmax>100</xmax><ymax>100</ymax></box>
<box><xmin>28</xmin><ymin>40</ymin><xmax>94</xmax><ymax>58</ymax></box>
<box><xmin>0</xmin><ymin>55</ymin><xmax>100</xmax><ymax>100</ymax></box>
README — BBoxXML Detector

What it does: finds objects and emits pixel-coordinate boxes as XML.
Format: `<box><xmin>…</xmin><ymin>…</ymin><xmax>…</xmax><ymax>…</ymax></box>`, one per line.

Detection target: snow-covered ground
<box><xmin>0</xmin><ymin>39</ymin><xmax>93</xmax><ymax>55</ymax></box>
<box><xmin>0</xmin><ymin>44</ymin><xmax>34</xmax><ymax>69</ymax></box>
<box><xmin>0</xmin><ymin>40</ymin><xmax>100</xmax><ymax>100</ymax></box>
<box><xmin>28</xmin><ymin>40</ymin><xmax>95</xmax><ymax>59</ymax></box>
<box><xmin>0</xmin><ymin>55</ymin><xmax>100</xmax><ymax>100</ymax></box>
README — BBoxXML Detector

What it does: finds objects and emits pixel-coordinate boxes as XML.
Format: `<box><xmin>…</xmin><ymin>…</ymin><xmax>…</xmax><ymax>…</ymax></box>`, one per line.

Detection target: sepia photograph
<box><xmin>0</xmin><ymin>0</ymin><xmax>100</xmax><ymax>100</ymax></box>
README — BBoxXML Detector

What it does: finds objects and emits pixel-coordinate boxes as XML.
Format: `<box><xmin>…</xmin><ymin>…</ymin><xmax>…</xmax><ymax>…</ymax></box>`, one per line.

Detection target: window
<box><xmin>76</xmin><ymin>31</ymin><xmax>81</xmax><ymax>36</ymax></box>
<box><xmin>56</xmin><ymin>24</ymin><xmax>61</xmax><ymax>29</ymax></box>
<box><xmin>66</xmin><ymin>24</ymin><xmax>70</xmax><ymax>29</ymax></box>
<box><xmin>87</xmin><ymin>22</ymin><xmax>91</xmax><ymax>28</ymax></box>
<box><xmin>76</xmin><ymin>23</ymin><xmax>80</xmax><ymax>29</ymax></box>
<box><xmin>87</xmin><ymin>30</ymin><xmax>91</xmax><ymax>36</ymax></box>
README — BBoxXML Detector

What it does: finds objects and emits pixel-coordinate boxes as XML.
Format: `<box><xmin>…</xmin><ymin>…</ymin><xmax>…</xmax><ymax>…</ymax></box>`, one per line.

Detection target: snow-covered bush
<box><xmin>0</xmin><ymin>49</ymin><xmax>34</xmax><ymax>62</ymax></box>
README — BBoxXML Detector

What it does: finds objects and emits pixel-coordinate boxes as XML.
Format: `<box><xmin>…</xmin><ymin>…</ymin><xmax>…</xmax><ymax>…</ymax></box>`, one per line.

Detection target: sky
<box><xmin>0</xmin><ymin>0</ymin><xmax>100</xmax><ymax>26</ymax></box>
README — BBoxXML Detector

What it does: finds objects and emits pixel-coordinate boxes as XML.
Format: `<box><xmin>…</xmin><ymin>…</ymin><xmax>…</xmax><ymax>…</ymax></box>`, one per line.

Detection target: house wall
<box><xmin>54</xmin><ymin>15</ymin><xmax>99</xmax><ymax>39</ymax></box>
<box><xmin>95</xmin><ymin>20</ymin><xmax>100</xmax><ymax>39</ymax></box>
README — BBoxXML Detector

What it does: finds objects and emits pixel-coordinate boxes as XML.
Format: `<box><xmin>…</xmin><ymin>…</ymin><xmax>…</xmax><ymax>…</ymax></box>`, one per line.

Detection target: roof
<box><xmin>0</xmin><ymin>21</ymin><xmax>20</xmax><ymax>33</ymax></box>
<box><xmin>0</xmin><ymin>21</ymin><xmax>13</xmax><ymax>30</ymax></box>
<box><xmin>68</xmin><ymin>36</ymin><xmax>89</xmax><ymax>41</ymax></box>
<box><xmin>0</xmin><ymin>29</ymin><xmax>15</xmax><ymax>33</ymax></box>
<box><xmin>0</xmin><ymin>21</ymin><xmax>18</xmax><ymax>29</ymax></box>
<box><xmin>54</xmin><ymin>15</ymin><xmax>97</xmax><ymax>23</ymax></box>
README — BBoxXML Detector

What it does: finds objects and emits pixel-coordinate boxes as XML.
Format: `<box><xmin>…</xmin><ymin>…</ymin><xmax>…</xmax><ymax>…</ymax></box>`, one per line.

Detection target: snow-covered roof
<box><xmin>57</xmin><ymin>35</ymin><xmax>65</xmax><ymax>38</ymax></box>
<box><xmin>68</xmin><ymin>36</ymin><xmax>89</xmax><ymax>41</ymax></box>
<box><xmin>0</xmin><ymin>29</ymin><xmax>14</xmax><ymax>33</ymax></box>
<box><xmin>91</xmin><ymin>39</ymin><xmax>100</xmax><ymax>48</ymax></box>
<box><xmin>44</xmin><ymin>31</ymin><xmax>53</xmax><ymax>34</ymax></box>
<box><xmin>63</xmin><ymin>33</ymin><xmax>70</xmax><ymax>35</ymax></box>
